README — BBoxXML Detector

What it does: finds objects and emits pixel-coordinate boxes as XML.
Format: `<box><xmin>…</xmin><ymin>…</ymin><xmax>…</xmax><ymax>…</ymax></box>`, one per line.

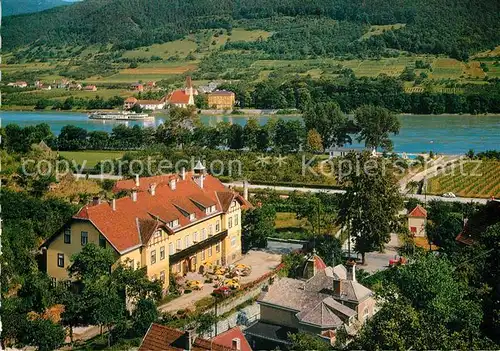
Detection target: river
<box><xmin>1</xmin><ymin>111</ymin><xmax>499</xmax><ymax>155</ymax></box>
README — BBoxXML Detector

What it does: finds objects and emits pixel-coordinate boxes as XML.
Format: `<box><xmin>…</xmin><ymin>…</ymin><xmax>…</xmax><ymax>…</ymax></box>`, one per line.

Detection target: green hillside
<box><xmin>3</xmin><ymin>0</ymin><xmax>500</xmax><ymax>60</ymax></box>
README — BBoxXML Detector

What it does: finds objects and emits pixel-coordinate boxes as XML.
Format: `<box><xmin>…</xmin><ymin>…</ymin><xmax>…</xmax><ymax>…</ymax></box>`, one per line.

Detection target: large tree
<box><xmin>353</xmin><ymin>254</ymin><xmax>493</xmax><ymax>350</ymax></box>
<box><xmin>241</xmin><ymin>205</ymin><xmax>276</xmax><ymax>252</ymax></box>
<box><xmin>354</xmin><ymin>105</ymin><xmax>400</xmax><ymax>151</ymax></box>
<box><xmin>303</xmin><ymin>102</ymin><xmax>355</xmax><ymax>149</ymax></box>
<box><xmin>336</xmin><ymin>152</ymin><xmax>403</xmax><ymax>263</ymax></box>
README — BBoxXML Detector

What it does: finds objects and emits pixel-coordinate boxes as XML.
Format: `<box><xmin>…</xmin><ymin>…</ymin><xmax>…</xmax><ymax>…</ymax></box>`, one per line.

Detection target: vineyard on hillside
<box><xmin>427</xmin><ymin>161</ymin><xmax>500</xmax><ymax>198</ymax></box>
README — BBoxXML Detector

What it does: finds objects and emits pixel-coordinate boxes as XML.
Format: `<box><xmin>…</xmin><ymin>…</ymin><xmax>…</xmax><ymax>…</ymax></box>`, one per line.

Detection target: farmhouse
<box><xmin>167</xmin><ymin>76</ymin><xmax>198</xmax><ymax>108</ymax></box>
<box><xmin>7</xmin><ymin>81</ymin><xmax>28</xmax><ymax>88</ymax></box>
<box><xmin>208</xmin><ymin>90</ymin><xmax>236</xmax><ymax>109</ymax></box>
<box><xmin>131</xmin><ymin>83</ymin><xmax>144</xmax><ymax>92</ymax></box>
<box><xmin>40</xmin><ymin>166</ymin><xmax>250</xmax><ymax>292</ymax></box>
<box><xmin>83</xmin><ymin>85</ymin><xmax>98</xmax><ymax>91</ymax></box>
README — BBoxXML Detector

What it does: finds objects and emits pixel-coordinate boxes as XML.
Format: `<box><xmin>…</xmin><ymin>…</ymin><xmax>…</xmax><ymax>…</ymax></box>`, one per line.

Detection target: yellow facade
<box><xmin>45</xmin><ymin>221</ymin><xmax>119</xmax><ymax>280</ymax></box>
<box><xmin>208</xmin><ymin>92</ymin><xmax>235</xmax><ymax>109</ymax></box>
<box><xmin>43</xmin><ymin>203</ymin><xmax>242</xmax><ymax>291</ymax></box>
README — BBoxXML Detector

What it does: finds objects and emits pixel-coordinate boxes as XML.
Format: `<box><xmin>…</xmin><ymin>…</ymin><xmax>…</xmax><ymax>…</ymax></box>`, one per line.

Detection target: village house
<box><xmin>67</xmin><ymin>83</ymin><xmax>82</xmax><ymax>91</ymax></box>
<box><xmin>131</xmin><ymin>83</ymin><xmax>144</xmax><ymax>92</ymax></box>
<box><xmin>83</xmin><ymin>85</ymin><xmax>98</xmax><ymax>92</ymax></box>
<box><xmin>7</xmin><ymin>81</ymin><xmax>28</xmax><ymax>88</ymax></box>
<box><xmin>208</xmin><ymin>90</ymin><xmax>236</xmax><ymax>109</ymax></box>
<box><xmin>136</xmin><ymin>98</ymin><xmax>166</xmax><ymax>110</ymax></box>
<box><xmin>56</xmin><ymin>79</ymin><xmax>71</xmax><ymax>89</ymax></box>
<box><xmin>139</xmin><ymin>323</ymin><xmax>251</xmax><ymax>351</ymax></box>
<box><xmin>123</xmin><ymin>96</ymin><xmax>167</xmax><ymax>110</ymax></box>
<box><xmin>167</xmin><ymin>76</ymin><xmax>198</xmax><ymax>108</ymax></box>
<box><xmin>146</xmin><ymin>81</ymin><xmax>157</xmax><ymax>89</ymax></box>
<box><xmin>124</xmin><ymin>97</ymin><xmax>138</xmax><ymax>110</ymax></box>
<box><xmin>245</xmin><ymin>255</ymin><xmax>375</xmax><ymax>349</ymax></box>
<box><xmin>407</xmin><ymin>204</ymin><xmax>427</xmax><ymax>237</ymax></box>
<box><xmin>40</xmin><ymin>165</ymin><xmax>250</xmax><ymax>292</ymax></box>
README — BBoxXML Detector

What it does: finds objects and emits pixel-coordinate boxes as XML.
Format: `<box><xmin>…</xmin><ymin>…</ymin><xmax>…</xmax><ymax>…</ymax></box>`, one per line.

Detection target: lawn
<box><xmin>274</xmin><ymin>212</ymin><xmax>312</xmax><ymax>240</ymax></box>
<box><xmin>427</xmin><ymin>161</ymin><xmax>500</xmax><ymax>198</ymax></box>
<box><xmin>59</xmin><ymin>150</ymin><xmax>125</xmax><ymax>168</ymax></box>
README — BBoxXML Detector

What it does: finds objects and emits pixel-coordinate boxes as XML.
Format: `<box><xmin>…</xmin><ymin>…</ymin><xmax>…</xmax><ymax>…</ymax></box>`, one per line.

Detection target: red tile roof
<box><xmin>67</xmin><ymin>173</ymin><xmax>246</xmax><ymax>253</ymax></box>
<box><xmin>408</xmin><ymin>205</ymin><xmax>427</xmax><ymax>218</ymax></box>
<box><xmin>168</xmin><ymin>90</ymin><xmax>191</xmax><ymax>104</ymax></box>
<box><xmin>125</xmin><ymin>97</ymin><xmax>138</xmax><ymax>103</ymax></box>
<box><xmin>139</xmin><ymin>324</ymin><xmax>235</xmax><ymax>351</ymax></box>
<box><xmin>211</xmin><ymin>327</ymin><xmax>252</xmax><ymax>351</ymax></box>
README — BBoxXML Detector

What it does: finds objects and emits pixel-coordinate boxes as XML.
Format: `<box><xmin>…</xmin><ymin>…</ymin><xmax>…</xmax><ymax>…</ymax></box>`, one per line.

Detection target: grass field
<box><xmin>427</xmin><ymin>161</ymin><xmax>500</xmax><ymax>198</ymax></box>
<box><xmin>361</xmin><ymin>23</ymin><xmax>406</xmax><ymax>40</ymax></box>
<box><xmin>59</xmin><ymin>150</ymin><xmax>125</xmax><ymax>168</ymax></box>
<box><xmin>121</xmin><ymin>28</ymin><xmax>271</xmax><ymax>61</ymax></box>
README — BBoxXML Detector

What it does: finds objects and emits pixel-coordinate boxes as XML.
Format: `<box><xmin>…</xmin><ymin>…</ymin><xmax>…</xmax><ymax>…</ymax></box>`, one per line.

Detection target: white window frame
<box><xmin>176</xmin><ymin>239</ymin><xmax>181</xmax><ymax>251</ymax></box>
<box><xmin>216</xmin><ymin>220</ymin><xmax>220</xmax><ymax>232</ymax></box>
<box><xmin>160</xmin><ymin>246</ymin><xmax>165</xmax><ymax>260</ymax></box>
<box><xmin>81</xmin><ymin>231</ymin><xmax>88</xmax><ymax>246</ymax></box>
<box><xmin>151</xmin><ymin>249</ymin><xmax>156</xmax><ymax>264</ymax></box>
<box><xmin>235</xmin><ymin>214</ymin><xmax>239</xmax><ymax>226</ymax></box>
<box><xmin>169</xmin><ymin>243</ymin><xmax>174</xmax><ymax>255</ymax></box>
<box><xmin>228</xmin><ymin>217</ymin><xmax>233</xmax><ymax>229</ymax></box>
<box><xmin>57</xmin><ymin>253</ymin><xmax>64</xmax><ymax>267</ymax></box>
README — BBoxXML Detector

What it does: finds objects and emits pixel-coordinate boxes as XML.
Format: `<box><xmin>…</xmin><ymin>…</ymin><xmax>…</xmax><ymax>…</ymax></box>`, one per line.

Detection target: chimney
<box><xmin>92</xmin><ymin>196</ymin><xmax>101</xmax><ymax>206</ymax></box>
<box><xmin>149</xmin><ymin>183</ymin><xmax>157</xmax><ymax>196</ymax></box>
<box><xmin>135</xmin><ymin>174</ymin><xmax>140</xmax><ymax>187</ymax></box>
<box><xmin>169</xmin><ymin>178</ymin><xmax>176</xmax><ymax>190</ymax></box>
<box><xmin>231</xmin><ymin>338</ymin><xmax>241</xmax><ymax>351</ymax></box>
<box><xmin>243</xmin><ymin>180</ymin><xmax>249</xmax><ymax>201</ymax></box>
<box><xmin>181</xmin><ymin>167</ymin><xmax>186</xmax><ymax>180</ymax></box>
<box><xmin>131</xmin><ymin>189</ymin><xmax>138</xmax><ymax>202</ymax></box>
<box><xmin>183</xmin><ymin>329</ymin><xmax>196</xmax><ymax>351</ymax></box>
<box><xmin>346</xmin><ymin>260</ymin><xmax>356</xmax><ymax>282</ymax></box>
<box><xmin>112</xmin><ymin>199</ymin><xmax>116</xmax><ymax>211</ymax></box>
<box><xmin>333</xmin><ymin>279</ymin><xmax>341</xmax><ymax>296</ymax></box>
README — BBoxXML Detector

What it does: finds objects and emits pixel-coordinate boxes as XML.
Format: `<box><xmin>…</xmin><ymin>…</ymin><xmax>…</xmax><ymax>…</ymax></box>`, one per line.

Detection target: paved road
<box><xmin>225</xmin><ymin>182</ymin><xmax>488</xmax><ymax>204</ymax></box>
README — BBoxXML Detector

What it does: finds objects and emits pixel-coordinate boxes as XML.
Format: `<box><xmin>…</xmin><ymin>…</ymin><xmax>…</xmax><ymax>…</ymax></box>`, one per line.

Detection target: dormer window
<box><xmin>189</xmin><ymin>213</ymin><xmax>196</xmax><ymax>221</ymax></box>
<box><xmin>167</xmin><ymin>219</ymin><xmax>179</xmax><ymax>229</ymax></box>
<box><xmin>205</xmin><ymin>205</ymin><xmax>217</xmax><ymax>215</ymax></box>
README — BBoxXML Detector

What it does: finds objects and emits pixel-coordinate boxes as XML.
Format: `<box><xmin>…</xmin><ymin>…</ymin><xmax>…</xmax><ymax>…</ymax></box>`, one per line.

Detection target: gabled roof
<box><xmin>211</xmin><ymin>327</ymin><xmax>252</xmax><ymax>351</ymax></box>
<box><xmin>43</xmin><ymin>172</ymin><xmax>241</xmax><ymax>254</ymax></box>
<box><xmin>168</xmin><ymin>90</ymin><xmax>191</xmax><ymax>104</ymax></box>
<box><xmin>139</xmin><ymin>323</ymin><xmax>234</xmax><ymax>351</ymax></box>
<box><xmin>408</xmin><ymin>205</ymin><xmax>427</xmax><ymax>218</ymax></box>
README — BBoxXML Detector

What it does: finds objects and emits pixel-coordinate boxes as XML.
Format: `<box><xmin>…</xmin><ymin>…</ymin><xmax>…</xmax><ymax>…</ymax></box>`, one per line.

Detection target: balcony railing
<box><xmin>169</xmin><ymin>230</ymin><xmax>228</xmax><ymax>265</ymax></box>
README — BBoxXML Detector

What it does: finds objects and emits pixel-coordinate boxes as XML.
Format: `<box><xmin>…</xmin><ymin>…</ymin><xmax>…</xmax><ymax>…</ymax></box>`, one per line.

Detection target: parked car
<box><xmin>442</xmin><ymin>192</ymin><xmax>456</xmax><ymax>198</ymax></box>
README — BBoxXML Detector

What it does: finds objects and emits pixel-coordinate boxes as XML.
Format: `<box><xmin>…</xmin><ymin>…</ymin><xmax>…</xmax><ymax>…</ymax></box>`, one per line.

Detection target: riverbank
<box><xmin>1</xmin><ymin>111</ymin><xmax>499</xmax><ymax>154</ymax></box>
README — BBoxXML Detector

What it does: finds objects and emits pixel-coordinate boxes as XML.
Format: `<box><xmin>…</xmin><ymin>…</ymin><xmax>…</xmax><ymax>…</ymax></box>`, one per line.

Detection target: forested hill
<box><xmin>3</xmin><ymin>0</ymin><xmax>500</xmax><ymax>59</ymax></box>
